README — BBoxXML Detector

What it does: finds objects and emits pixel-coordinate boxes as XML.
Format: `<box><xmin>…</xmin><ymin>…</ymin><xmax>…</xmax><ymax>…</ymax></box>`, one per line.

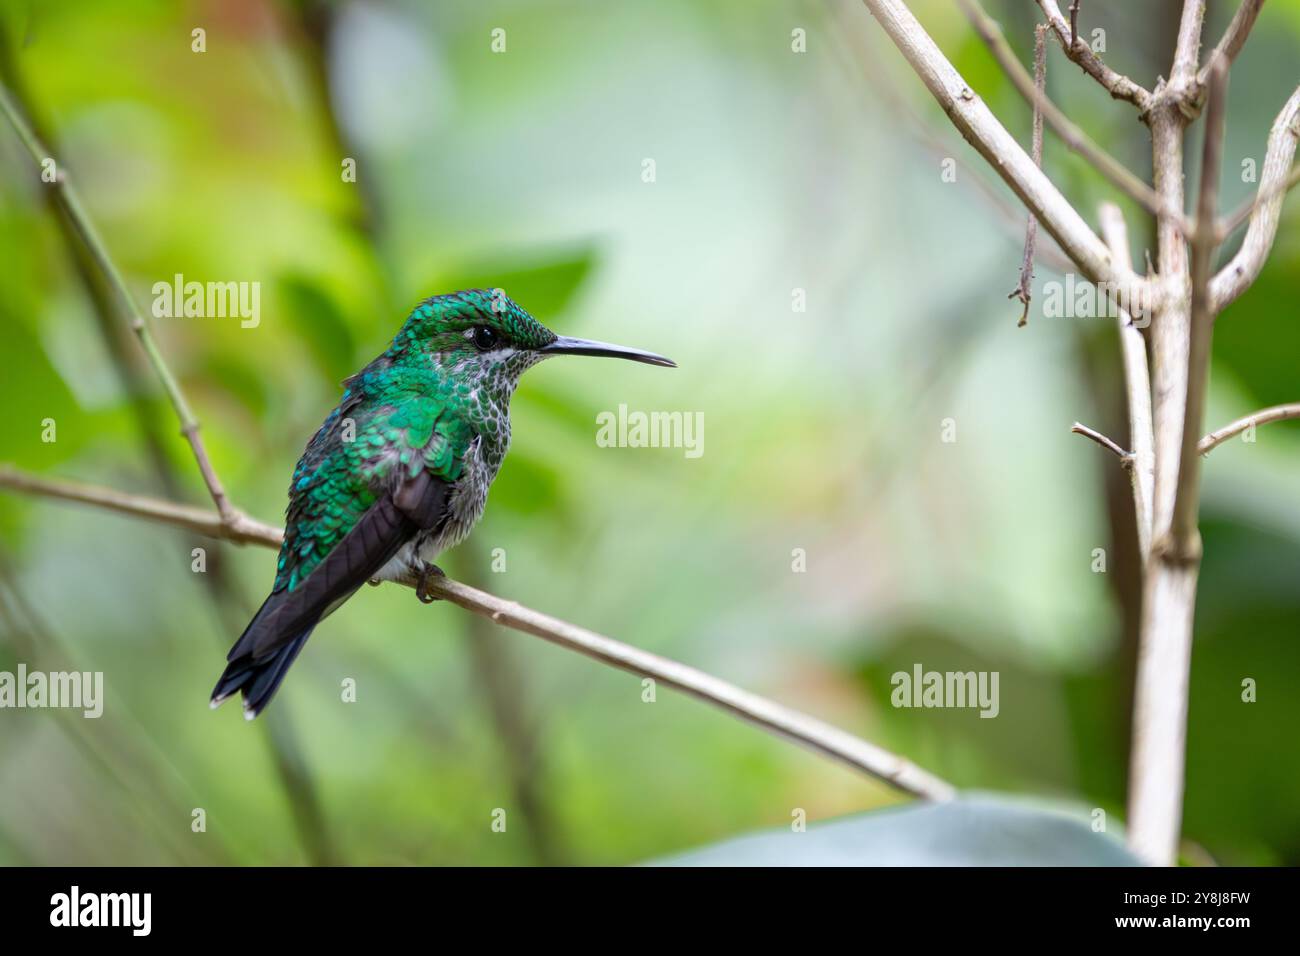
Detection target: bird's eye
<box><xmin>470</xmin><ymin>326</ymin><xmax>500</xmax><ymax>351</ymax></box>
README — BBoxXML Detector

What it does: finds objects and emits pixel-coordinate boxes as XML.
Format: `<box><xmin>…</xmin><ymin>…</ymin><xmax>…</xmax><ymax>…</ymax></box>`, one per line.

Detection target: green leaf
<box><xmin>647</xmin><ymin>795</ymin><xmax>1142</xmax><ymax>866</ymax></box>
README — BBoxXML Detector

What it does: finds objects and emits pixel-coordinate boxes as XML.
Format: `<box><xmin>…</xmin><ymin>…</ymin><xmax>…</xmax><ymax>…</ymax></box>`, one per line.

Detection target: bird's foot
<box><xmin>415</xmin><ymin>562</ymin><xmax>446</xmax><ymax>604</ymax></box>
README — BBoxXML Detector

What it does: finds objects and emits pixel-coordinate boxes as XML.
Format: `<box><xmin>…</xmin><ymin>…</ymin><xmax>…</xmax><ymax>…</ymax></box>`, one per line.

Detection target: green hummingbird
<box><xmin>211</xmin><ymin>289</ymin><xmax>674</xmax><ymax>718</ymax></box>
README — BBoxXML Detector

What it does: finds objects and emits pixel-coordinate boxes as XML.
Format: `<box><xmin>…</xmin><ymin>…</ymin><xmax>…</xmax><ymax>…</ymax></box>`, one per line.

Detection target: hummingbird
<box><xmin>211</xmin><ymin>289</ymin><xmax>674</xmax><ymax>719</ymax></box>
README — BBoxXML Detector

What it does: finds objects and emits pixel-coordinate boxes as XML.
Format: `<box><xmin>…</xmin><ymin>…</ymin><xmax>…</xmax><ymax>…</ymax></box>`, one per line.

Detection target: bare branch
<box><xmin>1100</xmin><ymin>202</ymin><xmax>1155</xmax><ymax>559</ymax></box>
<box><xmin>1036</xmin><ymin>0</ymin><xmax>1152</xmax><ymax>110</ymax></box>
<box><xmin>0</xmin><ymin>83</ymin><xmax>238</xmax><ymax>522</ymax></box>
<box><xmin>960</xmin><ymin>0</ymin><xmax>1184</xmax><ymax>235</ymax></box>
<box><xmin>1210</xmin><ymin>86</ymin><xmax>1300</xmax><ymax>311</ymax></box>
<box><xmin>0</xmin><ymin>464</ymin><xmax>280</xmax><ymax>546</ymax></box>
<box><xmin>1008</xmin><ymin>24</ymin><xmax>1047</xmax><ymax>326</ymax></box>
<box><xmin>1171</xmin><ymin>0</ymin><xmax>1208</xmax><ymax>86</ymax></box>
<box><xmin>0</xmin><ymin>463</ymin><xmax>956</xmax><ymax>801</ymax></box>
<box><xmin>1199</xmin><ymin>402</ymin><xmax>1300</xmax><ymax>454</ymax></box>
<box><xmin>1219</xmin><ymin>164</ymin><xmax>1300</xmax><ymax>241</ymax></box>
<box><xmin>1196</xmin><ymin>0</ymin><xmax>1265</xmax><ymax>91</ymax></box>
<box><xmin>832</xmin><ymin>10</ymin><xmax>1075</xmax><ymax>274</ymax></box>
<box><xmin>856</xmin><ymin>0</ymin><xmax>1119</xmax><ymax>285</ymax></box>
<box><xmin>1071</xmin><ymin>422</ymin><xmax>1131</xmax><ymax>460</ymax></box>
<box><xmin>1168</xmin><ymin>58</ymin><xmax>1227</xmax><ymax>556</ymax></box>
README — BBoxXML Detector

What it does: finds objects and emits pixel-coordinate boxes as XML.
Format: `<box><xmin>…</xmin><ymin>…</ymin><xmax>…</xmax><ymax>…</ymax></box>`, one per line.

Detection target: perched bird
<box><xmin>211</xmin><ymin>289</ymin><xmax>673</xmax><ymax>718</ymax></box>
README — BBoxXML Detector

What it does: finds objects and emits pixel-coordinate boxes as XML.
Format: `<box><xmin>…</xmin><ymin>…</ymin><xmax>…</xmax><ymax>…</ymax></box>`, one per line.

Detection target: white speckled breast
<box><xmin>373</xmin><ymin>346</ymin><xmax>542</xmax><ymax>584</ymax></box>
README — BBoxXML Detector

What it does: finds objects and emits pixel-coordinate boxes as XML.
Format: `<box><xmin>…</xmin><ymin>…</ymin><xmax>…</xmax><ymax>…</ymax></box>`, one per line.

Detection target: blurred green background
<box><xmin>0</xmin><ymin>0</ymin><xmax>1296</xmax><ymax>865</ymax></box>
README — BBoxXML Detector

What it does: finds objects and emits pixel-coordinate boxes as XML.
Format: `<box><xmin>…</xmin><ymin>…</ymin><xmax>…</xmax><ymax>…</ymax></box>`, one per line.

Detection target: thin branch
<box><xmin>0</xmin><ymin>67</ymin><xmax>339</xmax><ymax>865</ymax></box>
<box><xmin>1070</xmin><ymin>422</ymin><xmax>1131</xmax><ymax>460</ymax></box>
<box><xmin>0</xmin><ymin>465</ymin><xmax>280</xmax><ymax>547</ymax></box>
<box><xmin>1210</xmin><ymin>86</ymin><xmax>1300</xmax><ymax>311</ymax></box>
<box><xmin>1169</xmin><ymin>58</ymin><xmax>1227</xmax><ymax>556</ymax></box>
<box><xmin>1195</xmin><ymin>0</ymin><xmax>1265</xmax><ymax>91</ymax></box>
<box><xmin>1145</xmin><ymin>0</ymin><xmax>1206</xmax><ymax>545</ymax></box>
<box><xmin>0</xmin><ymin>463</ymin><xmax>957</xmax><ymax>802</ymax></box>
<box><xmin>1199</xmin><ymin>402</ymin><xmax>1300</xmax><ymax>454</ymax></box>
<box><xmin>856</xmin><ymin>0</ymin><xmax>1120</xmax><ymax>286</ymax></box>
<box><xmin>1099</xmin><ymin>202</ymin><xmax>1155</xmax><ymax>559</ymax></box>
<box><xmin>1219</xmin><ymin>164</ymin><xmax>1300</xmax><ymax>240</ymax></box>
<box><xmin>959</xmin><ymin>0</ymin><xmax>1185</xmax><ymax>237</ymax></box>
<box><xmin>0</xmin><ymin>82</ymin><xmax>236</xmax><ymax>522</ymax></box>
<box><xmin>1069</xmin><ymin>0</ymin><xmax>1080</xmax><ymax>45</ymax></box>
<box><xmin>1008</xmin><ymin>24</ymin><xmax>1047</xmax><ymax>327</ymax></box>
<box><xmin>1036</xmin><ymin>0</ymin><xmax>1152</xmax><ymax>110</ymax></box>
<box><xmin>1171</xmin><ymin>0</ymin><xmax>1208</xmax><ymax>87</ymax></box>
<box><xmin>831</xmin><ymin>9</ymin><xmax>1074</xmax><ymax>274</ymax></box>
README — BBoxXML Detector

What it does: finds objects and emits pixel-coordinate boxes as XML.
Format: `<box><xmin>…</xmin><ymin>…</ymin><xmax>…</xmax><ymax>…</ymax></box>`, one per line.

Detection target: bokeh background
<box><xmin>0</xmin><ymin>0</ymin><xmax>1297</xmax><ymax>865</ymax></box>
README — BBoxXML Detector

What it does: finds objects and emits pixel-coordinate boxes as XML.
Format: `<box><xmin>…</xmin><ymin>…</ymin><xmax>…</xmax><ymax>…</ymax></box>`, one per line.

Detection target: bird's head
<box><xmin>392</xmin><ymin>289</ymin><xmax>674</xmax><ymax>394</ymax></box>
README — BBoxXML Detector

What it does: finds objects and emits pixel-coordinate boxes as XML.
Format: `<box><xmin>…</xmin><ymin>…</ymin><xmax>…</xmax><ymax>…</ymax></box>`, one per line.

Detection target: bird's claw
<box><xmin>415</xmin><ymin>563</ymin><xmax>445</xmax><ymax>604</ymax></box>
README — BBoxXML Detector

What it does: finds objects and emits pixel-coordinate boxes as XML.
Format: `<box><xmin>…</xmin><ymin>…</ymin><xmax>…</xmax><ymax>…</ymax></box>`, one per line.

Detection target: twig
<box><xmin>959</xmin><ymin>0</ymin><xmax>1184</xmax><ymax>236</ymax></box>
<box><xmin>0</xmin><ymin>465</ymin><xmax>281</xmax><ymax>546</ymax></box>
<box><xmin>856</xmin><ymin>0</ymin><xmax>1120</xmax><ymax>286</ymax></box>
<box><xmin>1036</xmin><ymin>0</ymin><xmax>1152</xmax><ymax>110</ymax></box>
<box><xmin>0</xmin><ymin>68</ymin><xmax>337</xmax><ymax>865</ymax></box>
<box><xmin>1099</xmin><ymin>202</ymin><xmax>1155</xmax><ymax>558</ymax></box>
<box><xmin>1195</xmin><ymin>0</ymin><xmax>1265</xmax><ymax>93</ymax></box>
<box><xmin>831</xmin><ymin>10</ymin><xmax>1075</xmax><ymax>275</ymax></box>
<box><xmin>1145</xmin><ymin>0</ymin><xmax>1206</xmax><ymax>544</ymax></box>
<box><xmin>1199</xmin><ymin>402</ymin><xmax>1300</xmax><ymax>454</ymax></box>
<box><xmin>1069</xmin><ymin>0</ymin><xmax>1080</xmax><ymax>45</ymax></box>
<box><xmin>0</xmin><ymin>82</ymin><xmax>236</xmax><ymax>522</ymax></box>
<box><xmin>1210</xmin><ymin>87</ymin><xmax>1300</xmax><ymax>311</ymax></box>
<box><xmin>1171</xmin><ymin>0</ymin><xmax>1208</xmax><ymax>88</ymax></box>
<box><xmin>1070</xmin><ymin>422</ymin><xmax>1131</xmax><ymax>460</ymax></box>
<box><xmin>0</xmin><ymin>464</ymin><xmax>957</xmax><ymax>802</ymax></box>
<box><xmin>1219</xmin><ymin>164</ymin><xmax>1300</xmax><ymax>240</ymax></box>
<box><xmin>1008</xmin><ymin>25</ymin><xmax>1047</xmax><ymax>326</ymax></box>
<box><xmin>1169</xmin><ymin>58</ymin><xmax>1228</xmax><ymax>556</ymax></box>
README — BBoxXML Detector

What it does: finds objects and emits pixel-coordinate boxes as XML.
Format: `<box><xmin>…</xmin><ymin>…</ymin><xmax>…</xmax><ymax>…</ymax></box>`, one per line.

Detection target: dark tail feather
<box><xmin>211</xmin><ymin>479</ymin><xmax>442</xmax><ymax>719</ymax></box>
<box><xmin>211</xmin><ymin>617</ymin><xmax>316</xmax><ymax>719</ymax></box>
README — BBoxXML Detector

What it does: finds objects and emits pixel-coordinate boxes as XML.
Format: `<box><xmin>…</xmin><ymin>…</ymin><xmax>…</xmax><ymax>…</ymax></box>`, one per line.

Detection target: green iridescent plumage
<box><xmin>212</xmin><ymin>289</ymin><xmax>674</xmax><ymax>718</ymax></box>
<box><xmin>275</xmin><ymin>290</ymin><xmax>554</xmax><ymax>593</ymax></box>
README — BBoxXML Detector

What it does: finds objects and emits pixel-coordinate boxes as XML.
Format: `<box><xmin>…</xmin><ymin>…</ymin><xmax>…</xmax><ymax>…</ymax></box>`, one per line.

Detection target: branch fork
<box><xmin>858</xmin><ymin>0</ymin><xmax>1285</xmax><ymax>865</ymax></box>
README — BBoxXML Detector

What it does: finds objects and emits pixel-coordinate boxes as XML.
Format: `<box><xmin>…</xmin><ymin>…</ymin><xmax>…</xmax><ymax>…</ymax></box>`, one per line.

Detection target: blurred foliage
<box><xmin>0</xmin><ymin>0</ymin><xmax>1296</xmax><ymax>865</ymax></box>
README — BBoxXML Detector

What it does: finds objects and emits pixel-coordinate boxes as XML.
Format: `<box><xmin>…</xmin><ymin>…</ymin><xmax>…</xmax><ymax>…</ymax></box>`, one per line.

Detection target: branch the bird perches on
<box><xmin>0</xmin><ymin>464</ymin><xmax>956</xmax><ymax>802</ymax></box>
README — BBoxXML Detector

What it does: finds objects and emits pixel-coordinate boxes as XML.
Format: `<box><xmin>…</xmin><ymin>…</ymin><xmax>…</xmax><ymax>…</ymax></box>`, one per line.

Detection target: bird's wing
<box><xmin>244</xmin><ymin>468</ymin><xmax>446</xmax><ymax>658</ymax></box>
<box><xmin>230</xmin><ymin>390</ymin><xmax>472</xmax><ymax>663</ymax></box>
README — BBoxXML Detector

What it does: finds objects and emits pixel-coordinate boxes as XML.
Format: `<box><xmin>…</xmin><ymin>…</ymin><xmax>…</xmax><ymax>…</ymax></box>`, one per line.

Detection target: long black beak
<box><xmin>539</xmin><ymin>335</ymin><xmax>676</xmax><ymax>368</ymax></box>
